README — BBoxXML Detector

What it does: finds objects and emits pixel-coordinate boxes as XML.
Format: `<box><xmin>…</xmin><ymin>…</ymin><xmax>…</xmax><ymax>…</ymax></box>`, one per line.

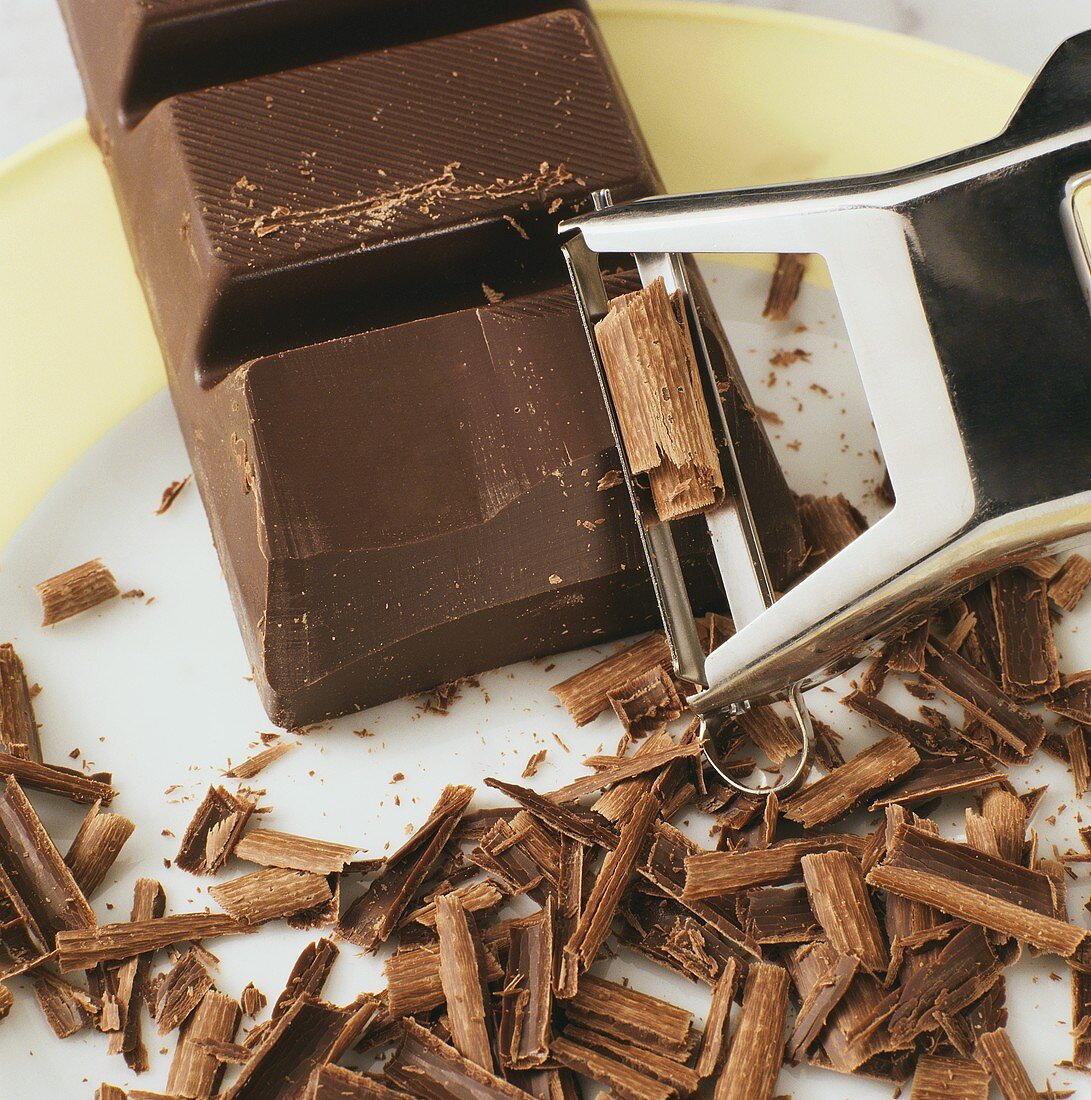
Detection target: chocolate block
<box><xmin>59</xmin><ymin>2</ymin><xmax>804</xmax><ymax>725</ymax></box>
<box><xmin>104</xmin><ymin>12</ymin><xmax>659</xmax><ymax>379</ymax></box>
<box><xmin>60</xmin><ymin>0</ymin><xmax>588</xmax><ymax>130</ymax></box>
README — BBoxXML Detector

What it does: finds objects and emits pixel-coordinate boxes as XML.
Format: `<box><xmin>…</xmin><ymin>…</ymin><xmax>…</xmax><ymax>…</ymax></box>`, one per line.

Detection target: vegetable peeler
<box><xmin>560</xmin><ymin>31</ymin><xmax>1091</xmax><ymax>796</ymax></box>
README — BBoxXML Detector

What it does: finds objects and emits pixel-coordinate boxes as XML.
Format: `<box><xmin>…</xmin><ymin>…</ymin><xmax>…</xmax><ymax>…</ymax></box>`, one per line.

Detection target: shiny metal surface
<box><xmin>561</xmin><ymin>33</ymin><xmax>1091</xmax><ymax>737</ymax></box>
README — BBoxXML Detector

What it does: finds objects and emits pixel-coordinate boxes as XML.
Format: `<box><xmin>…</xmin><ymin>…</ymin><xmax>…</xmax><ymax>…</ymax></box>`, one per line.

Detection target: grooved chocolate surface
<box><xmin>58</xmin><ymin>2</ymin><xmax>803</xmax><ymax>726</ymax></box>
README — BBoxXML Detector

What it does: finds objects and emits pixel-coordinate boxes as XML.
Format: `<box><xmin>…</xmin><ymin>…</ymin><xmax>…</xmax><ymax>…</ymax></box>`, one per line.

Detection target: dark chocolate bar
<box><xmin>58</xmin><ymin>1</ymin><xmax>803</xmax><ymax>725</ymax></box>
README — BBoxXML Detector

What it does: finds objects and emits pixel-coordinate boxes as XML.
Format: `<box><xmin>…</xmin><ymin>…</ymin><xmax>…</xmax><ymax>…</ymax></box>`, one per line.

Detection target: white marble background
<box><xmin>1</xmin><ymin>0</ymin><xmax>1091</xmax><ymax>160</ymax></box>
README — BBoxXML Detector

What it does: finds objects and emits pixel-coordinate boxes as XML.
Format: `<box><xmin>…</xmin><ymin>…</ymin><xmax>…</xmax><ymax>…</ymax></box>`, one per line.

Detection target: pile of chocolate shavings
<box><xmin>0</xmin><ymin>261</ymin><xmax>1089</xmax><ymax>1098</ymax></box>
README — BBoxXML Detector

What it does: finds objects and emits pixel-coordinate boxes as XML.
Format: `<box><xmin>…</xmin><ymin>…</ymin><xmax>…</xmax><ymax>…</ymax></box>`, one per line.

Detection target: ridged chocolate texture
<box><xmin>107</xmin><ymin>11</ymin><xmax>659</xmax><ymax>379</ymax></box>
<box><xmin>59</xmin><ymin>0</ymin><xmax>589</xmax><ymax>129</ymax></box>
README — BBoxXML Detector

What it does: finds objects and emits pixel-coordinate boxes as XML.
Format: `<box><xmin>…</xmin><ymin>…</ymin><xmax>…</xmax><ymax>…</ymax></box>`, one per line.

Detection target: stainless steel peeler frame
<box><xmin>561</xmin><ymin>31</ymin><xmax>1091</xmax><ymax>791</ymax></box>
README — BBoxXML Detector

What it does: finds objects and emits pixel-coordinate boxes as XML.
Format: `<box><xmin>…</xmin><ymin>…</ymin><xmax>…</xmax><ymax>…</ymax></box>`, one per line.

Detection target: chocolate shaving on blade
<box><xmin>801</xmin><ymin>850</ymin><xmax>887</xmax><ymax>973</ymax></box>
<box><xmin>607</xmin><ymin>666</ymin><xmax>684</xmax><ymax>736</ymax></box>
<box><xmin>551</xmin><ymin>633</ymin><xmax>672</xmax><ymax>727</ymax></box>
<box><xmin>781</xmin><ymin>734</ymin><xmax>920</xmax><ymax>829</ymax></box>
<box><xmin>338</xmin><ymin>784</ymin><xmax>472</xmax><ymax>950</ymax></box>
<box><xmin>0</xmin><ymin>644</ymin><xmax>42</xmax><ymax>761</ymax></box>
<box><xmin>223</xmin><ymin>741</ymin><xmax>298</xmax><ymax>779</ymax></box>
<box><xmin>763</xmin><ymin>253</ymin><xmax>807</xmax><ymax>321</ymax></box>
<box><xmin>57</xmin><ymin>913</ymin><xmax>251</xmax><ymax>972</ymax></box>
<box><xmin>233</xmin><ymin>828</ymin><xmax>358</xmax><ymax>875</ymax></box>
<box><xmin>714</xmin><ymin>960</ymin><xmax>789</xmax><ymax>1100</ymax></box>
<box><xmin>595</xmin><ymin>277</ymin><xmax>725</xmax><ymax>521</ymax></box>
<box><xmin>868</xmin><ymin>823</ymin><xmax>1086</xmax><ymax>956</ymax></box>
<box><xmin>36</xmin><ymin>558</ymin><xmax>121</xmax><ymax>625</ymax></box>
<box><xmin>732</xmin><ymin>705</ymin><xmax>803</xmax><ymax>766</ymax></box>
<box><xmin>797</xmin><ymin>493</ymin><xmax>866</xmax><ymax>567</ymax></box>
<box><xmin>176</xmin><ymin>785</ymin><xmax>257</xmax><ymax>875</ymax></box>
<box><xmin>991</xmin><ymin>568</ymin><xmax>1060</xmax><ymax>698</ymax></box>
<box><xmin>64</xmin><ymin>800</ymin><xmax>135</xmax><ymax>897</ymax></box>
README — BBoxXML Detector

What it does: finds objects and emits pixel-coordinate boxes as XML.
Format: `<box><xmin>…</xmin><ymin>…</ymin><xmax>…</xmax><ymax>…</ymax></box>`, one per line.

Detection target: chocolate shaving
<box><xmin>715</xmin><ymin>960</ymin><xmax>789</xmax><ymax>1100</ymax></box>
<box><xmin>1072</xmin><ymin>966</ymin><xmax>1091</xmax><ymax>1069</ymax></box>
<box><xmin>36</xmin><ymin>558</ymin><xmax>121</xmax><ymax>626</ymax></box>
<box><xmin>842</xmin><ymin>689</ymin><xmax>957</xmax><ymax>758</ymax></box>
<box><xmin>1066</xmin><ymin>726</ymin><xmax>1089</xmax><ymax>799</ymax></box>
<box><xmin>763</xmin><ymin>253</ymin><xmax>807</xmax><ymax>321</ymax></box>
<box><xmin>921</xmin><ymin>639</ymin><xmax>1043</xmax><ymax>757</ymax></box>
<box><xmin>407</xmin><ymin>880</ymin><xmax>504</xmax><ymax>929</ymax></box>
<box><xmin>234</xmin><ymin>828</ymin><xmax>357</xmax><ymax>875</ymax></box>
<box><xmin>211</xmin><ymin>867</ymin><xmax>331</xmax><ymax>925</ymax></box>
<box><xmin>384</xmin><ymin>937</ymin><xmax>504</xmax><ymax>1018</ymax></box>
<box><xmin>559</xmin><ymin>1023</ymin><xmax>700</xmax><ymax>1094</ymax></box>
<box><xmin>223</xmin><ymin>741</ymin><xmax>298</xmax><ymax>779</ymax></box>
<box><xmin>521</xmin><ymin>750</ymin><xmax>547</xmax><ymax>779</ymax></box>
<box><xmin>909</xmin><ymin>1053</ymin><xmax>990</xmax><ymax>1100</ymax></box>
<box><xmin>176</xmin><ymin>785</ymin><xmax>257</xmax><ymax>875</ymax></box>
<box><xmin>167</xmin><ymin>988</ymin><xmax>240</xmax><ymax>1099</ymax></box>
<box><xmin>548</xmin><ymin>739</ymin><xmax>701</xmax><ymax>803</ymax></box>
<box><xmin>797</xmin><ymin>493</ymin><xmax>866</xmax><ymax>567</ymax></box>
<box><xmin>992</xmin><ymin>569</ymin><xmax>1060</xmax><ymax>698</ymax></box>
<box><xmin>740</xmin><ymin>882</ymin><xmax>819</xmax><ymax>945</ymax></box>
<box><xmin>0</xmin><ymin>644</ymin><xmax>41</xmax><ymax>761</ymax></box>
<box><xmin>595</xmin><ymin>277</ymin><xmax>724</xmax><ymax>521</ymax></box>
<box><xmin>868</xmin><ymin>823</ymin><xmax>1086</xmax><ymax>957</ymax></box>
<box><xmin>338</xmin><ymin>784</ymin><xmax>472</xmax><ymax>950</ymax></box>
<box><xmin>565</xmin><ymin>973</ymin><xmax>694</xmax><ymax>1057</ymax></box>
<box><xmin>386</xmin><ymin>1017</ymin><xmax>533</xmax><ymax>1099</ymax></box>
<box><xmin>695</xmin><ymin>957</ymin><xmax>739</xmax><ymax>1078</ymax></box>
<box><xmin>550</xmin><ymin>633</ymin><xmax>672</xmax><ymax>726</ymax></box>
<box><xmin>550</xmin><ymin>1033</ymin><xmax>674</xmax><ymax>1100</ymax></box>
<box><xmin>64</xmin><ymin>800</ymin><xmax>135</xmax><ymax>897</ymax></box>
<box><xmin>733</xmin><ymin>705</ymin><xmax>803</xmax><ymax>766</ymax></box>
<box><xmin>498</xmin><ymin>902</ymin><xmax>553</xmax><ymax>1070</ymax></box>
<box><xmin>782</xmin><ymin>735</ymin><xmax>920</xmax><ymax>828</ymax></box>
<box><xmin>0</xmin><ymin>750</ymin><xmax>116</xmax><ymax>804</ymax></box>
<box><xmin>685</xmin><ymin>834</ymin><xmax>867</xmax><ymax>898</ymax></box>
<box><xmin>156</xmin><ymin>948</ymin><xmax>215</xmax><ymax>1034</ymax></box>
<box><xmin>553</xmin><ymin>835</ymin><xmax>582</xmax><ymax>999</ymax></box>
<box><xmin>485</xmin><ymin>777</ymin><xmax>616</xmax><ymax>849</ymax></box>
<box><xmin>785</xmin><ymin>951</ymin><xmax>859</xmax><ymax>1064</ymax></box>
<box><xmin>33</xmin><ymin>967</ymin><xmax>99</xmax><ymax>1037</ymax></box>
<box><xmin>1049</xmin><ymin>553</ymin><xmax>1091</xmax><ymax>612</ymax></box>
<box><xmin>156</xmin><ymin>475</ymin><xmax>191</xmax><ymax>514</ymax></box>
<box><xmin>312</xmin><ymin>1065</ymin><xmax>407</xmax><ymax>1099</ymax></box>
<box><xmin>607</xmin><ymin>666</ymin><xmax>684</xmax><ymax>736</ymax></box>
<box><xmin>868</xmin><ymin>758</ymin><xmax>1006</xmax><ymax>809</ymax></box>
<box><xmin>974</xmin><ymin>1027</ymin><xmax>1038</xmax><ymax>1100</ymax></box>
<box><xmin>801</xmin><ymin>850</ymin><xmax>887</xmax><ymax>973</ymax></box>
<box><xmin>106</xmin><ymin>877</ymin><xmax>166</xmax><ymax>1070</ymax></box>
<box><xmin>437</xmin><ymin>892</ymin><xmax>497</xmax><ymax>1072</ymax></box>
<box><xmin>96</xmin><ymin>1086</ymin><xmax>126</xmax><ymax>1100</ymax></box>
<box><xmin>57</xmin><ymin>913</ymin><xmax>251</xmax><ymax>972</ymax></box>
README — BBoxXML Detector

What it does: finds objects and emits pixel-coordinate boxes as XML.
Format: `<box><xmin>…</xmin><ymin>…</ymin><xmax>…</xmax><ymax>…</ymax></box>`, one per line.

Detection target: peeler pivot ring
<box><xmin>700</xmin><ymin>685</ymin><xmax>813</xmax><ymax>798</ymax></box>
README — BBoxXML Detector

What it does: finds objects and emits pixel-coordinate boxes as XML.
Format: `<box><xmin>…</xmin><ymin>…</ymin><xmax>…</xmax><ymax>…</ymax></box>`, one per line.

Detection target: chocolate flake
<box><xmin>801</xmin><ymin>850</ymin><xmax>887</xmax><ymax>973</ymax></box>
<box><xmin>521</xmin><ymin>750</ymin><xmax>547</xmax><ymax>779</ymax></box>
<box><xmin>607</xmin><ymin>666</ymin><xmax>684</xmax><ymax>737</ymax></box>
<box><xmin>156</xmin><ymin>475</ymin><xmax>191</xmax><ymax>514</ymax></box>
<box><xmin>223</xmin><ymin>741</ymin><xmax>298</xmax><ymax>779</ymax></box>
<box><xmin>782</xmin><ymin>735</ymin><xmax>920</xmax><ymax>828</ymax></box>
<box><xmin>36</xmin><ymin>558</ymin><xmax>121</xmax><ymax>626</ymax></box>
<box><xmin>0</xmin><ymin>644</ymin><xmax>41</xmax><ymax>761</ymax></box>
<box><xmin>234</xmin><ymin>828</ymin><xmax>357</xmax><ymax>875</ymax></box>
<box><xmin>57</xmin><ymin>913</ymin><xmax>251</xmax><ymax>972</ymax></box>
<box><xmin>595</xmin><ymin>277</ymin><xmax>725</xmax><ymax>521</ymax></box>
<box><xmin>156</xmin><ymin>947</ymin><xmax>215</xmax><ymax>1034</ymax></box>
<box><xmin>974</xmin><ymin>1027</ymin><xmax>1038</xmax><ymax>1100</ymax></box>
<box><xmin>64</xmin><ymin>800</ymin><xmax>135</xmax><ymax>897</ymax></box>
<box><xmin>715</xmin><ymin>960</ymin><xmax>789</xmax><ymax>1100</ymax></box>
<box><xmin>551</xmin><ymin>633</ymin><xmax>672</xmax><ymax>727</ymax></box>
<box><xmin>763</xmin><ymin>253</ymin><xmax>807</xmax><ymax>321</ymax></box>
<box><xmin>868</xmin><ymin>824</ymin><xmax>1086</xmax><ymax>957</ymax></box>
<box><xmin>695</xmin><ymin>957</ymin><xmax>739</xmax><ymax>1078</ymax></box>
<box><xmin>210</xmin><ymin>867</ymin><xmax>331</xmax><ymax>925</ymax></box>
<box><xmin>176</xmin><ymin>785</ymin><xmax>257</xmax><ymax>875</ymax></box>
<box><xmin>339</xmin><ymin>784</ymin><xmax>473</xmax><ymax>949</ymax></box>
<box><xmin>167</xmin><ymin>988</ymin><xmax>240</xmax><ymax>1099</ymax></box>
<box><xmin>909</xmin><ymin>1053</ymin><xmax>990</xmax><ymax>1100</ymax></box>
